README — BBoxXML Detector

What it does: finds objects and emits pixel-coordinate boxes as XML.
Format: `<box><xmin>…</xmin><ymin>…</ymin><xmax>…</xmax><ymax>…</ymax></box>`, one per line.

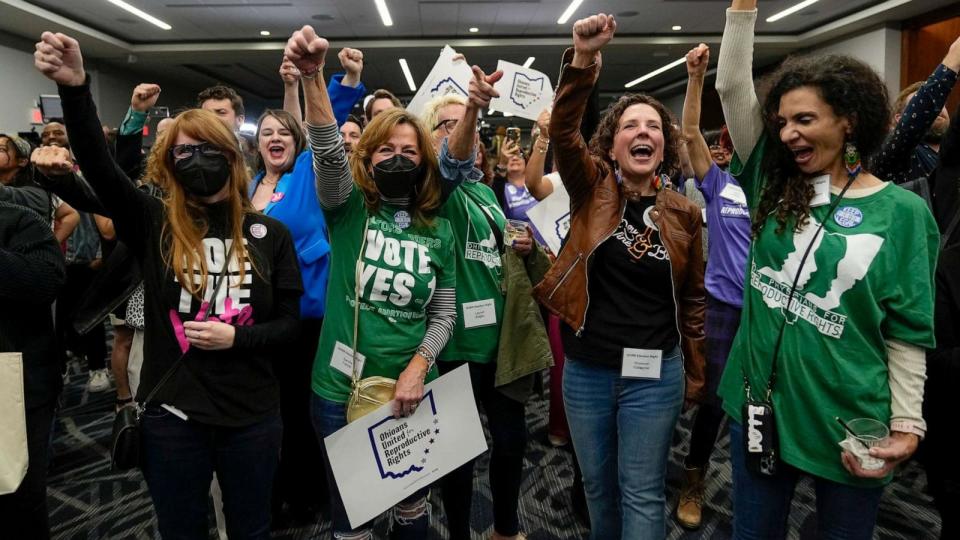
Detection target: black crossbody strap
<box><xmin>942</xmin><ymin>208</ymin><xmax>960</xmax><ymax>250</ymax></box>
<box><xmin>139</xmin><ymin>241</ymin><xmax>237</xmax><ymax>410</ymax></box>
<box><xmin>744</xmin><ymin>176</ymin><xmax>856</xmax><ymax>402</ymax></box>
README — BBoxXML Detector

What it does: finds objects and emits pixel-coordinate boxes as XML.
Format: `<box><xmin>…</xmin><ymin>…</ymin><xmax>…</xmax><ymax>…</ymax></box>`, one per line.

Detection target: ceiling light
<box><xmin>766</xmin><ymin>0</ymin><xmax>820</xmax><ymax>23</ymax></box>
<box><xmin>557</xmin><ymin>0</ymin><xmax>584</xmax><ymax>25</ymax></box>
<box><xmin>624</xmin><ymin>57</ymin><xmax>686</xmax><ymax>88</ymax></box>
<box><xmin>399</xmin><ymin>59</ymin><xmax>416</xmax><ymax>91</ymax></box>
<box><xmin>374</xmin><ymin>0</ymin><xmax>393</xmax><ymax>27</ymax></box>
<box><xmin>672</xmin><ymin>25</ymin><xmax>682</xmax><ymax>31</ymax></box>
<box><xmin>105</xmin><ymin>0</ymin><xmax>171</xmax><ymax>30</ymax></box>
<box><xmin>523</xmin><ymin>57</ymin><xmax>535</xmax><ymax>68</ymax></box>
<box><xmin>469</xmin><ymin>27</ymin><xmax>479</xmax><ymax>33</ymax></box>
<box><xmin>259</xmin><ymin>30</ymin><xmax>270</xmax><ymax>36</ymax></box>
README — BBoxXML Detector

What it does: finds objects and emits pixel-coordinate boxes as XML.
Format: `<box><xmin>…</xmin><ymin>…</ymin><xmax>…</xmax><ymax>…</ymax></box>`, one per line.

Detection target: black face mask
<box><xmin>174</xmin><ymin>153</ymin><xmax>231</xmax><ymax>197</ymax></box>
<box><xmin>372</xmin><ymin>155</ymin><xmax>424</xmax><ymax>198</ymax></box>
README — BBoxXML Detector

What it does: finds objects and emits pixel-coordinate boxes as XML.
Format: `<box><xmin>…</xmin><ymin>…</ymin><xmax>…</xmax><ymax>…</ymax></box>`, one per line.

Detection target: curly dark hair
<box><xmin>755</xmin><ymin>54</ymin><xmax>891</xmax><ymax>236</ymax></box>
<box><xmin>588</xmin><ymin>93</ymin><xmax>681</xmax><ymax>181</ymax></box>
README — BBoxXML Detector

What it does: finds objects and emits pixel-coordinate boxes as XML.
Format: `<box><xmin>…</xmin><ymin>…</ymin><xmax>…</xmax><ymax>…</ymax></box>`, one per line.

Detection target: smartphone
<box><xmin>506</xmin><ymin>127</ymin><xmax>521</xmax><ymax>143</ymax></box>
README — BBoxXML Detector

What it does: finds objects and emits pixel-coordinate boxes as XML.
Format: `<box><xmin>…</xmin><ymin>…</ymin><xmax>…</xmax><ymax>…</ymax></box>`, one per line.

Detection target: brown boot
<box><xmin>675</xmin><ymin>465</ymin><xmax>705</xmax><ymax>530</ymax></box>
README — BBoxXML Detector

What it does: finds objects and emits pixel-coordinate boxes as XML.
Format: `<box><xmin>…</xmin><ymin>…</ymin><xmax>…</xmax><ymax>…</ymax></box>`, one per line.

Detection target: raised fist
<box><xmin>130</xmin><ymin>83</ymin><xmax>161</xmax><ymax>112</ymax></box>
<box><xmin>284</xmin><ymin>26</ymin><xmax>329</xmax><ymax>75</ymax></box>
<box><xmin>535</xmin><ymin>107</ymin><xmax>551</xmax><ymax>136</ymax></box>
<box><xmin>572</xmin><ymin>13</ymin><xmax>616</xmax><ymax>56</ymax></box>
<box><xmin>467</xmin><ymin>65</ymin><xmax>503</xmax><ymax>109</ymax></box>
<box><xmin>279</xmin><ymin>56</ymin><xmax>300</xmax><ymax>84</ymax></box>
<box><xmin>686</xmin><ymin>44</ymin><xmax>710</xmax><ymax>77</ymax></box>
<box><xmin>338</xmin><ymin>48</ymin><xmax>364</xmax><ymax>77</ymax></box>
<box><xmin>31</xmin><ymin>145</ymin><xmax>73</xmax><ymax>177</ymax></box>
<box><xmin>34</xmin><ymin>31</ymin><xmax>86</xmax><ymax>87</ymax></box>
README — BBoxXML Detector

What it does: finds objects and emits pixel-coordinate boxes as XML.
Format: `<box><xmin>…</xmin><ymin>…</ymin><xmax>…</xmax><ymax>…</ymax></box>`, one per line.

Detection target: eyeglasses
<box><xmin>169</xmin><ymin>142</ymin><xmax>224</xmax><ymax>161</ymax></box>
<box><xmin>434</xmin><ymin>118</ymin><xmax>481</xmax><ymax>134</ymax></box>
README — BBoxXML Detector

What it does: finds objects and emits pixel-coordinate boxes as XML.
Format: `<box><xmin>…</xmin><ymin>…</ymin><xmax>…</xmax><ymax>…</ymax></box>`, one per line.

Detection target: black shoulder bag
<box><xmin>110</xmin><ymin>243</ymin><xmax>236</xmax><ymax>471</ymax></box>
<box><xmin>741</xmin><ymin>176</ymin><xmax>855</xmax><ymax>476</ymax></box>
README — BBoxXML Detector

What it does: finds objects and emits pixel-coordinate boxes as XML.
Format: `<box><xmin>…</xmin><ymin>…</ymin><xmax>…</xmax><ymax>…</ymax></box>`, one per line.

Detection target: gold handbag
<box><xmin>345</xmin><ymin>216</ymin><xmax>396</xmax><ymax>423</ymax></box>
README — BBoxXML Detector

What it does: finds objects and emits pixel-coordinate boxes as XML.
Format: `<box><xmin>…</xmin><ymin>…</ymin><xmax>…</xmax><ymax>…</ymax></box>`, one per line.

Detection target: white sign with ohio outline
<box><xmin>324</xmin><ymin>364</ymin><xmax>487</xmax><ymax>528</ymax></box>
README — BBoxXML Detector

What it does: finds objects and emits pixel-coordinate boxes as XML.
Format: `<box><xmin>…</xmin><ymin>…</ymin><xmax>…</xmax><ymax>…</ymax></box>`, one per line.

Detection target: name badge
<box><xmin>719</xmin><ymin>183</ymin><xmax>747</xmax><ymax>206</ymax></box>
<box><xmin>621</xmin><ymin>348</ymin><xmax>662</xmax><ymax>379</ymax></box>
<box><xmin>810</xmin><ymin>174</ymin><xmax>831</xmax><ymax>207</ymax></box>
<box><xmin>462</xmin><ymin>298</ymin><xmax>497</xmax><ymax>329</ymax></box>
<box><xmin>331</xmin><ymin>341</ymin><xmax>366</xmax><ymax>378</ymax></box>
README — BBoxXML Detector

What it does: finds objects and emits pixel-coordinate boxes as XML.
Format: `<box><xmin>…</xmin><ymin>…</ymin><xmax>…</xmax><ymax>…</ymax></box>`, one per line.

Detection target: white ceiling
<box><xmin>2</xmin><ymin>0</ymin><xmax>958</xmax><ymax>115</ymax></box>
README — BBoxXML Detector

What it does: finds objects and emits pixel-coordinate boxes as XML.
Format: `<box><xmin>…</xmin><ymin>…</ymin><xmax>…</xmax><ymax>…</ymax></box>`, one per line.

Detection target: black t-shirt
<box><xmin>58</xmin><ymin>81</ymin><xmax>304</xmax><ymax>426</ymax></box>
<box><xmin>563</xmin><ymin>196</ymin><xmax>679</xmax><ymax>367</ymax></box>
<box><xmin>135</xmin><ymin>203</ymin><xmax>303</xmax><ymax>426</ymax></box>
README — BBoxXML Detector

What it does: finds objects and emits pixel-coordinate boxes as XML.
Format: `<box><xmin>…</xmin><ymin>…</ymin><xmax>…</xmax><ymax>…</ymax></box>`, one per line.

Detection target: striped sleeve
<box><xmin>306</xmin><ymin>121</ymin><xmax>353</xmax><ymax>210</ymax></box>
<box><xmin>419</xmin><ymin>287</ymin><xmax>456</xmax><ymax>359</ymax></box>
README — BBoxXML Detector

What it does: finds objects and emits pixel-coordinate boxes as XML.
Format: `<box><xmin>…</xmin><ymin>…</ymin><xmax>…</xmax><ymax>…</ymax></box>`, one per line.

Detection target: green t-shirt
<box><xmin>717</xmin><ymin>136</ymin><xmax>939</xmax><ymax>487</ymax></box>
<box><xmin>312</xmin><ymin>188</ymin><xmax>457</xmax><ymax>403</ymax></box>
<box><xmin>438</xmin><ymin>181</ymin><xmax>507</xmax><ymax>363</ymax></box>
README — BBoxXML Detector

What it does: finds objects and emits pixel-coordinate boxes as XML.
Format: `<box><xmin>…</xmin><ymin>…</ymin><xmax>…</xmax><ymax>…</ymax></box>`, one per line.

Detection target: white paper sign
<box><xmin>324</xmin><ymin>364</ymin><xmax>487</xmax><ymax>528</ymax></box>
<box><xmin>526</xmin><ymin>181</ymin><xmax>571</xmax><ymax>255</ymax></box>
<box><xmin>406</xmin><ymin>45</ymin><xmax>473</xmax><ymax>117</ymax></box>
<box><xmin>489</xmin><ymin>60</ymin><xmax>555</xmax><ymax>121</ymax></box>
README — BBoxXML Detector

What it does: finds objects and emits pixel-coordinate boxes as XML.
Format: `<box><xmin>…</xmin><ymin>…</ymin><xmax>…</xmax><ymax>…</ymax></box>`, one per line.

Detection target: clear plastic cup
<box><xmin>838</xmin><ymin>418</ymin><xmax>889</xmax><ymax>471</ymax></box>
<box><xmin>504</xmin><ymin>219</ymin><xmax>528</xmax><ymax>246</ymax></box>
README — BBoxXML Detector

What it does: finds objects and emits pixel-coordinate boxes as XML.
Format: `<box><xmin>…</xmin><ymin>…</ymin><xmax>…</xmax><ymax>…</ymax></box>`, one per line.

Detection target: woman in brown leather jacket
<box><xmin>533</xmin><ymin>13</ymin><xmax>706</xmax><ymax>540</ymax></box>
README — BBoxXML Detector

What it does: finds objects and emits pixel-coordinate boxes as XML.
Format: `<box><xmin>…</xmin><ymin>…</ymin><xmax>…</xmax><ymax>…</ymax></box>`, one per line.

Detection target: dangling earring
<box><xmin>653</xmin><ymin>164</ymin><xmax>669</xmax><ymax>192</ymax></box>
<box><xmin>613</xmin><ymin>161</ymin><xmax>623</xmax><ymax>184</ymax></box>
<box><xmin>844</xmin><ymin>141</ymin><xmax>862</xmax><ymax>179</ymax></box>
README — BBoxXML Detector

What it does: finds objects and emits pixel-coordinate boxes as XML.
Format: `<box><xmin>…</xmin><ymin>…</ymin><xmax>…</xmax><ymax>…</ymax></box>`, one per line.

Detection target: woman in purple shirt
<box><xmin>674</xmin><ymin>44</ymin><xmax>752</xmax><ymax>530</ymax></box>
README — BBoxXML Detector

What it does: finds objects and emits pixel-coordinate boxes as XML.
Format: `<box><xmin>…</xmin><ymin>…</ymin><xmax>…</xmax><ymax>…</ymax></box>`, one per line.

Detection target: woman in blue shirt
<box><xmin>250</xmin><ymin>108</ymin><xmax>331</xmax><ymax>522</ymax></box>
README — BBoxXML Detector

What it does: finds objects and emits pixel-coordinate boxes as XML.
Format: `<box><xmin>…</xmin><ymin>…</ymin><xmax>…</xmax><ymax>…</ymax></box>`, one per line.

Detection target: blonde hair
<box><xmin>348</xmin><ymin>108</ymin><xmax>443</xmax><ymax>224</ymax></box>
<box><xmin>421</xmin><ymin>94</ymin><xmax>467</xmax><ymax>133</ymax></box>
<box><xmin>144</xmin><ymin>108</ymin><xmax>256</xmax><ymax>300</ymax></box>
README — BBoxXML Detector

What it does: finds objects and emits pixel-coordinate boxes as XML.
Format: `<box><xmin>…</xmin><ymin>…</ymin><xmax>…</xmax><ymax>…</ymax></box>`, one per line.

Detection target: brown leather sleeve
<box><xmin>550</xmin><ymin>48</ymin><xmax>604</xmax><ymax>211</ymax></box>
<box><xmin>680</xmin><ymin>202</ymin><xmax>707</xmax><ymax>402</ymax></box>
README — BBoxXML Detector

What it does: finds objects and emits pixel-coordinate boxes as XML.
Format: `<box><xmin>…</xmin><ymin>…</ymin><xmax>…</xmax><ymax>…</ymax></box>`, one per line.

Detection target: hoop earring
<box><xmin>844</xmin><ymin>141</ymin><xmax>862</xmax><ymax>179</ymax></box>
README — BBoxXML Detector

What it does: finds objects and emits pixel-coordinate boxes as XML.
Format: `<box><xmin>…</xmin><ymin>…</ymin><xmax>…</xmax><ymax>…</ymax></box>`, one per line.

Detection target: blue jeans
<box><xmin>310</xmin><ymin>395</ymin><xmax>430</xmax><ymax>539</ymax></box>
<box><xmin>563</xmin><ymin>347</ymin><xmax>684</xmax><ymax>540</ymax></box>
<box><xmin>140</xmin><ymin>407</ymin><xmax>282</xmax><ymax>540</ymax></box>
<box><xmin>728</xmin><ymin>420</ymin><xmax>884</xmax><ymax>540</ymax></box>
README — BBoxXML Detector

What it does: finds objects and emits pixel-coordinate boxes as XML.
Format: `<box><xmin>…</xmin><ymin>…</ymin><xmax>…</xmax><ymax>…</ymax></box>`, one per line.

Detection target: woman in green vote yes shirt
<box><xmin>285</xmin><ymin>26</ymin><xmax>457</xmax><ymax>539</ymax></box>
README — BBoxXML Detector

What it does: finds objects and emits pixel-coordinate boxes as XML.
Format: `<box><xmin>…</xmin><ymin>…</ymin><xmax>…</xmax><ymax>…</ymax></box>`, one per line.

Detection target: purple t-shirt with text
<box><xmin>696</xmin><ymin>163</ymin><xmax>751</xmax><ymax>307</ymax></box>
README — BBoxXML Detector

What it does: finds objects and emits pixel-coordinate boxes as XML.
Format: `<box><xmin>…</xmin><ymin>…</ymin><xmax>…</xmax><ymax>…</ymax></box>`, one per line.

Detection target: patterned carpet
<box><xmin>48</xmin><ymin>357</ymin><xmax>942</xmax><ymax>539</ymax></box>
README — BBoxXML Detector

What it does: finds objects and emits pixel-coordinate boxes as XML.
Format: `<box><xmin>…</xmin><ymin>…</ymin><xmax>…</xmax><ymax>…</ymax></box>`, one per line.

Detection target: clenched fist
<box><xmin>284</xmin><ymin>26</ymin><xmax>329</xmax><ymax>75</ymax></box>
<box><xmin>572</xmin><ymin>13</ymin><xmax>616</xmax><ymax>61</ymax></box>
<box><xmin>131</xmin><ymin>83</ymin><xmax>161</xmax><ymax>112</ymax></box>
<box><xmin>338</xmin><ymin>48</ymin><xmax>364</xmax><ymax>77</ymax></box>
<box><xmin>31</xmin><ymin>145</ymin><xmax>73</xmax><ymax>177</ymax></box>
<box><xmin>34</xmin><ymin>31</ymin><xmax>86</xmax><ymax>87</ymax></box>
<box><xmin>686</xmin><ymin>44</ymin><xmax>710</xmax><ymax>77</ymax></box>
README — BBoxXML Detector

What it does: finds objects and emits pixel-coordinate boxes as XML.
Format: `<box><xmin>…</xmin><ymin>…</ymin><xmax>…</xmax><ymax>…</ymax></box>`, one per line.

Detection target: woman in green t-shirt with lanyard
<box><xmin>285</xmin><ymin>27</ymin><xmax>458</xmax><ymax>539</ymax></box>
<box><xmin>715</xmin><ymin>2</ymin><xmax>939</xmax><ymax>539</ymax></box>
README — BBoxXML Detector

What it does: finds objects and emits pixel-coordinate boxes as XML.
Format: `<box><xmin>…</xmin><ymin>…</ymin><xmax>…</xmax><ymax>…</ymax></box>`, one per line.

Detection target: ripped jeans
<box><xmin>311</xmin><ymin>394</ymin><xmax>430</xmax><ymax>539</ymax></box>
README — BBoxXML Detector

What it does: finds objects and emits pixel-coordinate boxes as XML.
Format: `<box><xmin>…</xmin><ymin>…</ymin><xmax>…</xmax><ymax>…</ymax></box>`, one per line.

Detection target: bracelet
<box><xmin>116</xmin><ymin>396</ymin><xmax>134</xmax><ymax>407</ymax></box>
<box><xmin>416</xmin><ymin>346</ymin><xmax>437</xmax><ymax>374</ymax></box>
<box><xmin>300</xmin><ymin>64</ymin><xmax>324</xmax><ymax>80</ymax></box>
<box><xmin>536</xmin><ymin>139</ymin><xmax>550</xmax><ymax>154</ymax></box>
